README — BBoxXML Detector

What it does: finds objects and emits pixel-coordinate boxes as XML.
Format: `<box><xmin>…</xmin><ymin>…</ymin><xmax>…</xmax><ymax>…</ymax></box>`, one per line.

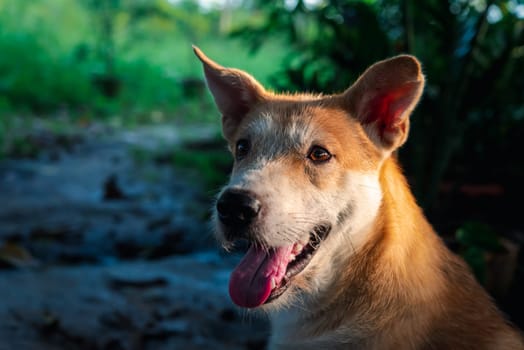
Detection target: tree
<box><xmin>232</xmin><ymin>0</ymin><xmax>524</xmax><ymax>212</ymax></box>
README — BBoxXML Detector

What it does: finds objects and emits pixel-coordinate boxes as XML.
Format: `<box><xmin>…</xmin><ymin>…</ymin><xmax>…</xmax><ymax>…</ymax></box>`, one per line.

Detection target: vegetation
<box><xmin>1</xmin><ymin>0</ymin><xmax>522</xmax><ymax>219</ymax></box>
<box><xmin>131</xmin><ymin>136</ymin><xmax>232</xmax><ymax>198</ymax></box>
<box><xmin>234</xmin><ymin>0</ymin><xmax>524</xmax><ymax>213</ymax></box>
<box><xmin>0</xmin><ymin>0</ymin><xmax>288</xmax><ymax>120</ymax></box>
<box><xmin>456</xmin><ymin>221</ymin><xmax>505</xmax><ymax>283</ymax></box>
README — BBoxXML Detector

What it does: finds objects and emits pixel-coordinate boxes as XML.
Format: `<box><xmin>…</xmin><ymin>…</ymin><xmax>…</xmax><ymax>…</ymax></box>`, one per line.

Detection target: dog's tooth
<box><xmin>271</xmin><ymin>277</ymin><xmax>276</xmax><ymax>289</ymax></box>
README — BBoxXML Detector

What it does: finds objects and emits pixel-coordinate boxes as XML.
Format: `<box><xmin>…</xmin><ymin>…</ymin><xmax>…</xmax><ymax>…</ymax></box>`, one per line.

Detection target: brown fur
<box><xmin>194</xmin><ymin>46</ymin><xmax>524</xmax><ymax>349</ymax></box>
<box><xmin>290</xmin><ymin>158</ymin><xmax>523</xmax><ymax>349</ymax></box>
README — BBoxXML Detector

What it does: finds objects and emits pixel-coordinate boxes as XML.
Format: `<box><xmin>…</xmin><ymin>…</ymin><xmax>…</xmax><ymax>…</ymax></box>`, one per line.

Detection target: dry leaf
<box><xmin>0</xmin><ymin>242</ymin><xmax>40</xmax><ymax>268</ymax></box>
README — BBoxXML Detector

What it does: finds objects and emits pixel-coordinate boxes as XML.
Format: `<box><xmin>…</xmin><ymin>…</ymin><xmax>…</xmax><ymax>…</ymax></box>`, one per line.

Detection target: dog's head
<box><xmin>194</xmin><ymin>47</ymin><xmax>424</xmax><ymax>310</ymax></box>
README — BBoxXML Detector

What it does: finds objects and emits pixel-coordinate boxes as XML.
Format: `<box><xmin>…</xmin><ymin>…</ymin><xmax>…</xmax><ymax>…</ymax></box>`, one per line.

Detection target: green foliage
<box><xmin>0</xmin><ymin>0</ymin><xmax>284</xmax><ymax>118</ymax></box>
<box><xmin>2</xmin><ymin>0</ymin><xmax>522</xmax><ymax>213</ymax></box>
<box><xmin>0</xmin><ymin>0</ymin><xmax>95</xmax><ymax>111</ymax></box>
<box><xmin>232</xmin><ymin>0</ymin><xmax>391</xmax><ymax>93</ymax></box>
<box><xmin>456</xmin><ymin>221</ymin><xmax>505</xmax><ymax>252</ymax></box>
<box><xmin>233</xmin><ymin>0</ymin><xmax>524</xmax><ymax>210</ymax></box>
<box><xmin>456</xmin><ymin>221</ymin><xmax>506</xmax><ymax>284</ymax></box>
<box><xmin>0</xmin><ymin>0</ymin><xmax>293</xmax><ymax>159</ymax></box>
<box><xmin>131</xmin><ymin>136</ymin><xmax>232</xmax><ymax>196</ymax></box>
<box><xmin>170</xmin><ymin>141</ymin><xmax>232</xmax><ymax>195</ymax></box>
<box><xmin>0</xmin><ymin>115</ymin><xmax>86</xmax><ymax>159</ymax></box>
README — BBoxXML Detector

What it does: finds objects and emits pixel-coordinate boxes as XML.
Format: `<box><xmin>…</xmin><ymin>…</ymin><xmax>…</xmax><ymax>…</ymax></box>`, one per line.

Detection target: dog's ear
<box><xmin>343</xmin><ymin>55</ymin><xmax>424</xmax><ymax>151</ymax></box>
<box><xmin>193</xmin><ymin>46</ymin><xmax>266</xmax><ymax>140</ymax></box>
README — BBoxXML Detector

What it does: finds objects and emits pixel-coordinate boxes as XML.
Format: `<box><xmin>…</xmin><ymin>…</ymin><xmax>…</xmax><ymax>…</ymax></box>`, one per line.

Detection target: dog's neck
<box><xmin>270</xmin><ymin>156</ymin><xmax>446</xmax><ymax>346</ymax></box>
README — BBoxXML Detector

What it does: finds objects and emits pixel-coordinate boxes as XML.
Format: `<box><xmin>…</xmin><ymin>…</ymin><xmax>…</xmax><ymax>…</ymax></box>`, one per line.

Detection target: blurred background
<box><xmin>0</xmin><ymin>0</ymin><xmax>523</xmax><ymax>349</ymax></box>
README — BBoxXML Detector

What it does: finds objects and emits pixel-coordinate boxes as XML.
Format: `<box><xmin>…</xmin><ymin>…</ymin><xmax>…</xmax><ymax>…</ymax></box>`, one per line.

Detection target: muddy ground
<box><xmin>1</xmin><ymin>121</ymin><xmax>523</xmax><ymax>350</ymax></box>
<box><xmin>0</xmin><ymin>123</ymin><xmax>268</xmax><ymax>350</ymax></box>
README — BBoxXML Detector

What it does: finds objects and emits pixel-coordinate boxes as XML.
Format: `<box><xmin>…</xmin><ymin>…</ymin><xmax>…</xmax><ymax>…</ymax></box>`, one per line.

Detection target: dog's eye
<box><xmin>308</xmin><ymin>146</ymin><xmax>332</xmax><ymax>163</ymax></box>
<box><xmin>235</xmin><ymin>139</ymin><xmax>250</xmax><ymax>159</ymax></box>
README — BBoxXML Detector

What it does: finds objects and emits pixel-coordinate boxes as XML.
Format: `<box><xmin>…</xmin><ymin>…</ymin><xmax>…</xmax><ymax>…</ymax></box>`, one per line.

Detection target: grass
<box><xmin>130</xmin><ymin>137</ymin><xmax>231</xmax><ymax>225</ymax></box>
<box><xmin>0</xmin><ymin>0</ymin><xmax>291</xmax><ymax>159</ymax></box>
<box><xmin>0</xmin><ymin>32</ymin><xmax>289</xmax><ymax>153</ymax></box>
<box><xmin>0</xmin><ymin>0</ymin><xmax>290</xmax><ymax>120</ymax></box>
<box><xmin>171</xmin><ymin>147</ymin><xmax>231</xmax><ymax>196</ymax></box>
<box><xmin>168</xmin><ymin>135</ymin><xmax>233</xmax><ymax>198</ymax></box>
<box><xmin>130</xmin><ymin>135</ymin><xmax>232</xmax><ymax>198</ymax></box>
<box><xmin>0</xmin><ymin>114</ymin><xmax>87</xmax><ymax>159</ymax></box>
<box><xmin>0</xmin><ymin>31</ymin><xmax>289</xmax><ymax>158</ymax></box>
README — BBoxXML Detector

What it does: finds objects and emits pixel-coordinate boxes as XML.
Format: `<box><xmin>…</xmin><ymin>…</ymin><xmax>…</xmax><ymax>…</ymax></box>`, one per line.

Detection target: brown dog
<box><xmin>194</xmin><ymin>46</ymin><xmax>524</xmax><ymax>349</ymax></box>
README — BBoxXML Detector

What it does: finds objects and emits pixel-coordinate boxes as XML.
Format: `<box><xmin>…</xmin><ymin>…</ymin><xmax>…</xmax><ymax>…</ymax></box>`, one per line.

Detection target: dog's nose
<box><xmin>216</xmin><ymin>189</ymin><xmax>261</xmax><ymax>228</ymax></box>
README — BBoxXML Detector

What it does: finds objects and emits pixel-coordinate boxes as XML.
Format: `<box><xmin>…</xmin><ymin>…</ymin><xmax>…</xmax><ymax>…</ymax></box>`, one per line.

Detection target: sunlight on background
<box><xmin>169</xmin><ymin>0</ymin><xmax>324</xmax><ymax>10</ymax></box>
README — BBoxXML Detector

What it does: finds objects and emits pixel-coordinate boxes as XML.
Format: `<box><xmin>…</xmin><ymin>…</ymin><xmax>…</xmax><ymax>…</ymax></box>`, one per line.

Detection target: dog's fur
<box><xmin>194</xmin><ymin>46</ymin><xmax>524</xmax><ymax>349</ymax></box>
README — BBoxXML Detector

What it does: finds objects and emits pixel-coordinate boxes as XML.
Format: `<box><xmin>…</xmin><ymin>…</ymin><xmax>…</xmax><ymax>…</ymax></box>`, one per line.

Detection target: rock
<box><xmin>103</xmin><ymin>174</ymin><xmax>126</xmax><ymax>200</ymax></box>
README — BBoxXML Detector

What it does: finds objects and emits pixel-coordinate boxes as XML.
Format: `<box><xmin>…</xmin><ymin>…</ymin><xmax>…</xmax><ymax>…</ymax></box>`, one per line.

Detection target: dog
<box><xmin>193</xmin><ymin>46</ymin><xmax>524</xmax><ymax>349</ymax></box>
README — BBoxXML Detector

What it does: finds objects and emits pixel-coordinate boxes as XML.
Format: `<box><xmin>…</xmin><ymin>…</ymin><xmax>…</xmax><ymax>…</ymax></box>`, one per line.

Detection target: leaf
<box><xmin>462</xmin><ymin>246</ymin><xmax>487</xmax><ymax>284</ymax></box>
<box><xmin>455</xmin><ymin>221</ymin><xmax>505</xmax><ymax>252</ymax></box>
<box><xmin>0</xmin><ymin>242</ymin><xmax>40</xmax><ymax>268</ymax></box>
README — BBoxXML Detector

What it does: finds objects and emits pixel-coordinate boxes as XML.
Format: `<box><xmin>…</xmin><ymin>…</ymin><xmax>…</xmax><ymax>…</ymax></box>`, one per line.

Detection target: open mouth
<box><xmin>228</xmin><ymin>225</ymin><xmax>331</xmax><ymax>308</ymax></box>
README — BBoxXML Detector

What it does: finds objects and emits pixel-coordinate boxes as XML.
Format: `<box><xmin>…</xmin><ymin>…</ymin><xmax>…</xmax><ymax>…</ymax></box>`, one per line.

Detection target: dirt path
<box><xmin>0</xmin><ymin>123</ymin><xmax>269</xmax><ymax>349</ymax></box>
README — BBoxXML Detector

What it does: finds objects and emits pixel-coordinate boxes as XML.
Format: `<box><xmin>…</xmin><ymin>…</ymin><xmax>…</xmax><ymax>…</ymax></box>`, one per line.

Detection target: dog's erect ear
<box><xmin>193</xmin><ymin>46</ymin><xmax>266</xmax><ymax>140</ymax></box>
<box><xmin>343</xmin><ymin>55</ymin><xmax>424</xmax><ymax>150</ymax></box>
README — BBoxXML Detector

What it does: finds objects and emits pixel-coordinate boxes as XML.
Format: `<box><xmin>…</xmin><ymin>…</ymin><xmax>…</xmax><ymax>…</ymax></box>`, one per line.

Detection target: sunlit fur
<box><xmin>195</xmin><ymin>46</ymin><xmax>524</xmax><ymax>349</ymax></box>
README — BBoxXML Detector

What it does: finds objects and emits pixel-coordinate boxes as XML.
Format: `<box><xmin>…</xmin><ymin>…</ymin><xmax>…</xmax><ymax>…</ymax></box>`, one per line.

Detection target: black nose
<box><xmin>216</xmin><ymin>189</ymin><xmax>261</xmax><ymax>228</ymax></box>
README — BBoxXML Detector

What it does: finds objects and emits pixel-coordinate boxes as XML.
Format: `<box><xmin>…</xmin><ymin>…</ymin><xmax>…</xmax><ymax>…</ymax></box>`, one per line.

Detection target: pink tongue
<box><xmin>229</xmin><ymin>244</ymin><xmax>293</xmax><ymax>308</ymax></box>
